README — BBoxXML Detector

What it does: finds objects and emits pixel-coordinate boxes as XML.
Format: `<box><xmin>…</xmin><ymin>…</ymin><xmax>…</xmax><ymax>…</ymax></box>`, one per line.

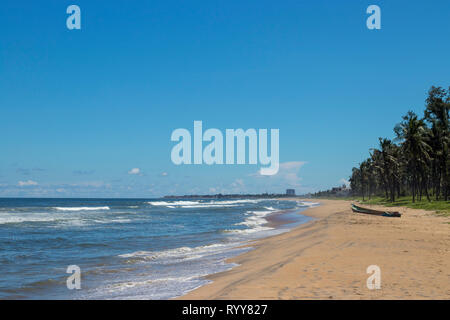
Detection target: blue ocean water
<box><xmin>0</xmin><ymin>198</ymin><xmax>316</xmax><ymax>299</ymax></box>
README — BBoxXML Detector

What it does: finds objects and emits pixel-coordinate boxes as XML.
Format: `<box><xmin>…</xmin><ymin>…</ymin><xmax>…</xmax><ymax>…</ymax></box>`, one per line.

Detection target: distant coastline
<box><xmin>163</xmin><ymin>193</ymin><xmax>304</xmax><ymax>199</ymax></box>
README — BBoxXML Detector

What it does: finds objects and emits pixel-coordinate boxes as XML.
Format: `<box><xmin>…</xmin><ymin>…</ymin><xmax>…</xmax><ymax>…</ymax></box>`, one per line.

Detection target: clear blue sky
<box><xmin>1</xmin><ymin>0</ymin><xmax>449</xmax><ymax>197</ymax></box>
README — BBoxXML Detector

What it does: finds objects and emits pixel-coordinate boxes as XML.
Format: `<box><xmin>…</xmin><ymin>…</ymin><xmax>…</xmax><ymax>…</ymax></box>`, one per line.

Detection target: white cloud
<box><xmin>234</xmin><ymin>161</ymin><xmax>310</xmax><ymax>194</ymax></box>
<box><xmin>253</xmin><ymin>161</ymin><xmax>306</xmax><ymax>185</ymax></box>
<box><xmin>128</xmin><ymin>168</ymin><xmax>141</xmax><ymax>175</ymax></box>
<box><xmin>278</xmin><ymin>161</ymin><xmax>306</xmax><ymax>170</ymax></box>
<box><xmin>18</xmin><ymin>180</ymin><xmax>38</xmax><ymax>186</ymax></box>
<box><xmin>231</xmin><ymin>179</ymin><xmax>244</xmax><ymax>187</ymax></box>
<box><xmin>161</xmin><ymin>172</ymin><xmax>168</xmax><ymax>176</ymax></box>
<box><xmin>339</xmin><ymin>178</ymin><xmax>350</xmax><ymax>187</ymax></box>
<box><xmin>226</xmin><ymin>178</ymin><xmax>246</xmax><ymax>193</ymax></box>
<box><xmin>276</xmin><ymin>161</ymin><xmax>306</xmax><ymax>186</ymax></box>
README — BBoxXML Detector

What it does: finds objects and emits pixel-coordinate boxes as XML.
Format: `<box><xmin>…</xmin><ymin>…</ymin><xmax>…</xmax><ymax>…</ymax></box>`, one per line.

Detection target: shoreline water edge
<box><xmin>2</xmin><ymin>198</ymin><xmax>448</xmax><ymax>299</ymax></box>
<box><xmin>0</xmin><ymin>198</ymin><xmax>316</xmax><ymax>299</ymax></box>
<box><xmin>179</xmin><ymin>199</ymin><xmax>450</xmax><ymax>300</ymax></box>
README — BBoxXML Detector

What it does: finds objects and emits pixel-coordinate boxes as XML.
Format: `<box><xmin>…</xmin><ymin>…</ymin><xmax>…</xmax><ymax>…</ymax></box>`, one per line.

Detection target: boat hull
<box><xmin>351</xmin><ymin>204</ymin><xmax>401</xmax><ymax>217</ymax></box>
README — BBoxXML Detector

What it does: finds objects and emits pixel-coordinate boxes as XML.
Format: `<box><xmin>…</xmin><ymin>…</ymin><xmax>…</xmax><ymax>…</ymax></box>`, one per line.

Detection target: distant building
<box><xmin>286</xmin><ymin>189</ymin><xmax>296</xmax><ymax>196</ymax></box>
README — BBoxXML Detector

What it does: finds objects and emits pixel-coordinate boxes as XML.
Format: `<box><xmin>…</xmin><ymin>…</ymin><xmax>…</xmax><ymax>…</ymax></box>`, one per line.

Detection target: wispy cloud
<box><xmin>0</xmin><ymin>180</ymin><xmax>150</xmax><ymax>197</ymax></box>
<box><xmin>252</xmin><ymin>161</ymin><xmax>306</xmax><ymax>185</ymax></box>
<box><xmin>231</xmin><ymin>178</ymin><xmax>244</xmax><ymax>188</ymax></box>
<box><xmin>16</xmin><ymin>168</ymin><xmax>45</xmax><ymax>175</ymax></box>
<box><xmin>18</xmin><ymin>180</ymin><xmax>38</xmax><ymax>186</ymax></box>
<box><xmin>16</xmin><ymin>168</ymin><xmax>30</xmax><ymax>175</ymax></box>
<box><xmin>69</xmin><ymin>181</ymin><xmax>110</xmax><ymax>188</ymax></box>
<box><xmin>239</xmin><ymin>161</ymin><xmax>310</xmax><ymax>194</ymax></box>
<box><xmin>277</xmin><ymin>161</ymin><xmax>306</xmax><ymax>185</ymax></box>
<box><xmin>161</xmin><ymin>172</ymin><xmax>168</xmax><ymax>177</ymax></box>
<box><xmin>128</xmin><ymin>168</ymin><xmax>141</xmax><ymax>175</ymax></box>
<box><xmin>73</xmin><ymin>170</ymin><xmax>95</xmax><ymax>175</ymax></box>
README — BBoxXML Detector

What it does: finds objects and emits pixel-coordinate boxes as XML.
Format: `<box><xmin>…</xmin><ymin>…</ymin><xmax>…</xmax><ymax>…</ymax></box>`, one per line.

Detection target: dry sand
<box><xmin>179</xmin><ymin>199</ymin><xmax>450</xmax><ymax>299</ymax></box>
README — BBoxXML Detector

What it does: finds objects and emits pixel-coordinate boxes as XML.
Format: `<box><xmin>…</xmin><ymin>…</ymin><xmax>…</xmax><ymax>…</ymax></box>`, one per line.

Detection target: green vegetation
<box><xmin>349</xmin><ymin>86</ymin><xmax>449</xmax><ymax>204</ymax></box>
<box><xmin>342</xmin><ymin>196</ymin><xmax>450</xmax><ymax>215</ymax></box>
<box><xmin>314</xmin><ymin>86</ymin><xmax>450</xmax><ymax>216</ymax></box>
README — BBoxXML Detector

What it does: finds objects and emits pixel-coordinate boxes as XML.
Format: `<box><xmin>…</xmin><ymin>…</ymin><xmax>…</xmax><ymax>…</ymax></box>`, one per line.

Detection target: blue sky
<box><xmin>0</xmin><ymin>0</ymin><xmax>449</xmax><ymax>197</ymax></box>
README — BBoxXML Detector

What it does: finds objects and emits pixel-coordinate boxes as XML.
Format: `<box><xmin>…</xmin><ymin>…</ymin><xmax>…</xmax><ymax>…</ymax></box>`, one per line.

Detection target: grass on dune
<box><xmin>321</xmin><ymin>196</ymin><xmax>450</xmax><ymax>215</ymax></box>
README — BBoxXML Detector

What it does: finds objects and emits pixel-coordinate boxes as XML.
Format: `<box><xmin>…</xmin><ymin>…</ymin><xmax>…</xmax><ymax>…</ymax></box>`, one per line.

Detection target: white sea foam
<box><xmin>0</xmin><ymin>209</ymin><xmax>124</xmax><ymax>226</ymax></box>
<box><xmin>248</xmin><ymin>210</ymin><xmax>274</xmax><ymax>216</ymax></box>
<box><xmin>230</xmin><ymin>209</ymin><xmax>275</xmax><ymax>233</ymax></box>
<box><xmin>148</xmin><ymin>199</ymin><xmax>263</xmax><ymax>209</ymax></box>
<box><xmin>225</xmin><ymin>225</ymin><xmax>274</xmax><ymax>234</ymax></box>
<box><xmin>229</xmin><ymin>201</ymin><xmax>317</xmax><ymax>234</ymax></box>
<box><xmin>236</xmin><ymin>215</ymin><xmax>267</xmax><ymax>227</ymax></box>
<box><xmin>109</xmin><ymin>275</ymin><xmax>199</xmax><ymax>291</ymax></box>
<box><xmin>208</xmin><ymin>199</ymin><xmax>263</xmax><ymax>205</ymax></box>
<box><xmin>148</xmin><ymin>201</ymin><xmax>201</xmax><ymax>206</ymax></box>
<box><xmin>180</xmin><ymin>204</ymin><xmax>238</xmax><ymax>208</ymax></box>
<box><xmin>93</xmin><ymin>218</ymin><xmax>132</xmax><ymax>224</ymax></box>
<box><xmin>10</xmin><ymin>198</ymin><xmax>307</xmax><ymax>299</ymax></box>
<box><xmin>53</xmin><ymin>206</ymin><xmax>110</xmax><ymax>211</ymax></box>
<box><xmin>118</xmin><ymin>243</ymin><xmax>237</xmax><ymax>262</ymax></box>
<box><xmin>297</xmin><ymin>201</ymin><xmax>319</xmax><ymax>207</ymax></box>
<box><xmin>0</xmin><ymin>216</ymin><xmax>57</xmax><ymax>224</ymax></box>
<box><xmin>109</xmin><ymin>242</ymin><xmax>252</xmax><ymax>299</ymax></box>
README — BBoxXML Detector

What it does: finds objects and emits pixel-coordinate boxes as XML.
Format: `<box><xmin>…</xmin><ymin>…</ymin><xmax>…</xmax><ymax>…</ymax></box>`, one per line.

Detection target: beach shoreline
<box><xmin>178</xmin><ymin>199</ymin><xmax>450</xmax><ymax>299</ymax></box>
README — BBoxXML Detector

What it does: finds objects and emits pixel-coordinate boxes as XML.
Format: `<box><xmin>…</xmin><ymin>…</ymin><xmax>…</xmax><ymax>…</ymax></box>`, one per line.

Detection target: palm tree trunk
<box><xmin>421</xmin><ymin>172</ymin><xmax>431</xmax><ymax>201</ymax></box>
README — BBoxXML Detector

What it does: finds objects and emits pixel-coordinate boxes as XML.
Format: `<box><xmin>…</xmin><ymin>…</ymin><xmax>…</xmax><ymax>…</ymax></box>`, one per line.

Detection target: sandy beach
<box><xmin>179</xmin><ymin>199</ymin><xmax>450</xmax><ymax>299</ymax></box>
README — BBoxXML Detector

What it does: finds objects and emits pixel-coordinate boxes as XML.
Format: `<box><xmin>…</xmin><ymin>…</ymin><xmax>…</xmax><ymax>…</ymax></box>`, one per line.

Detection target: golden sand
<box><xmin>179</xmin><ymin>199</ymin><xmax>450</xmax><ymax>299</ymax></box>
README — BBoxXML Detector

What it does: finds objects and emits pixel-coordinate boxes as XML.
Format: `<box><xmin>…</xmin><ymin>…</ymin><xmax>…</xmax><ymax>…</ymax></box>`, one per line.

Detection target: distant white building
<box><xmin>286</xmin><ymin>189</ymin><xmax>296</xmax><ymax>196</ymax></box>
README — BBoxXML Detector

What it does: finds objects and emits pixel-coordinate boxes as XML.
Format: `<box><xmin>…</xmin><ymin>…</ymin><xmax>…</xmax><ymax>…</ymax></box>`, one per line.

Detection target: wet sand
<box><xmin>179</xmin><ymin>199</ymin><xmax>450</xmax><ymax>299</ymax></box>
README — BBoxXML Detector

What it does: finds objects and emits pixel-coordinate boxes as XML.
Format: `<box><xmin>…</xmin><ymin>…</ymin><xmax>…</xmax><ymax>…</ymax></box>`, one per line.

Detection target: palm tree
<box><xmin>366</xmin><ymin>158</ymin><xmax>377</xmax><ymax>199</ymax></box>
<box><xmin>346</xmin><ymin>86</ymin><xmax>448</xmax><ymax>203</ymax></box>
<box><xmin>424</xmin><ymin>86</ymin><xmax>449</xmax><ymax>200</ymax></box>
<box><xmin>359</xmin><ymin>160</ymin><xmax>371</xmax><ymax>201</ymax></box>
<box><xmin>349</xmin><ymin>167</ymin><xmax>362</xmax><ymax>199</ymax></box>
<box><xmin>370</xmin><ymin>148</ymin><xmax>388</xmax><ymax>199</ymax></box>
<box><xmin>371</xmin><ymin>138</ymin><xmax>398</xmax><ymax>202</ymax></box>
<box><xmin>395</xmin><ymin>111</ymin><xmax>432</xmax><ymax>202</ymax></box>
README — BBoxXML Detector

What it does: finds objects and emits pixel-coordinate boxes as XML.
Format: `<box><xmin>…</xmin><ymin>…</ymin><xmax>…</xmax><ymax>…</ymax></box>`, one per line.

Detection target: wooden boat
<box><xmin>351</xmin><ymin>204</ymin><xmax>401</xmax><ymax>217</ymax></box>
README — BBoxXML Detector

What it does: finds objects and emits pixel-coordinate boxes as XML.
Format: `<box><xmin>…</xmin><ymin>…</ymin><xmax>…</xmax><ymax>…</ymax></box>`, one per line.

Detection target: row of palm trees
<box><xmin>349</xmin><ymin>86</ymin><xmax>449</xmax><ymax>202</ymax></box>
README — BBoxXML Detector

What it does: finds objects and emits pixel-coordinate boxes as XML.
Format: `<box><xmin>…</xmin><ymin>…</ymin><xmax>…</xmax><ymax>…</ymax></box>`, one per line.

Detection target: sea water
<box><xmin>0</xmin><ymin>198</ymin><xmax>316</xmax><ymax>299</ymax></box>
